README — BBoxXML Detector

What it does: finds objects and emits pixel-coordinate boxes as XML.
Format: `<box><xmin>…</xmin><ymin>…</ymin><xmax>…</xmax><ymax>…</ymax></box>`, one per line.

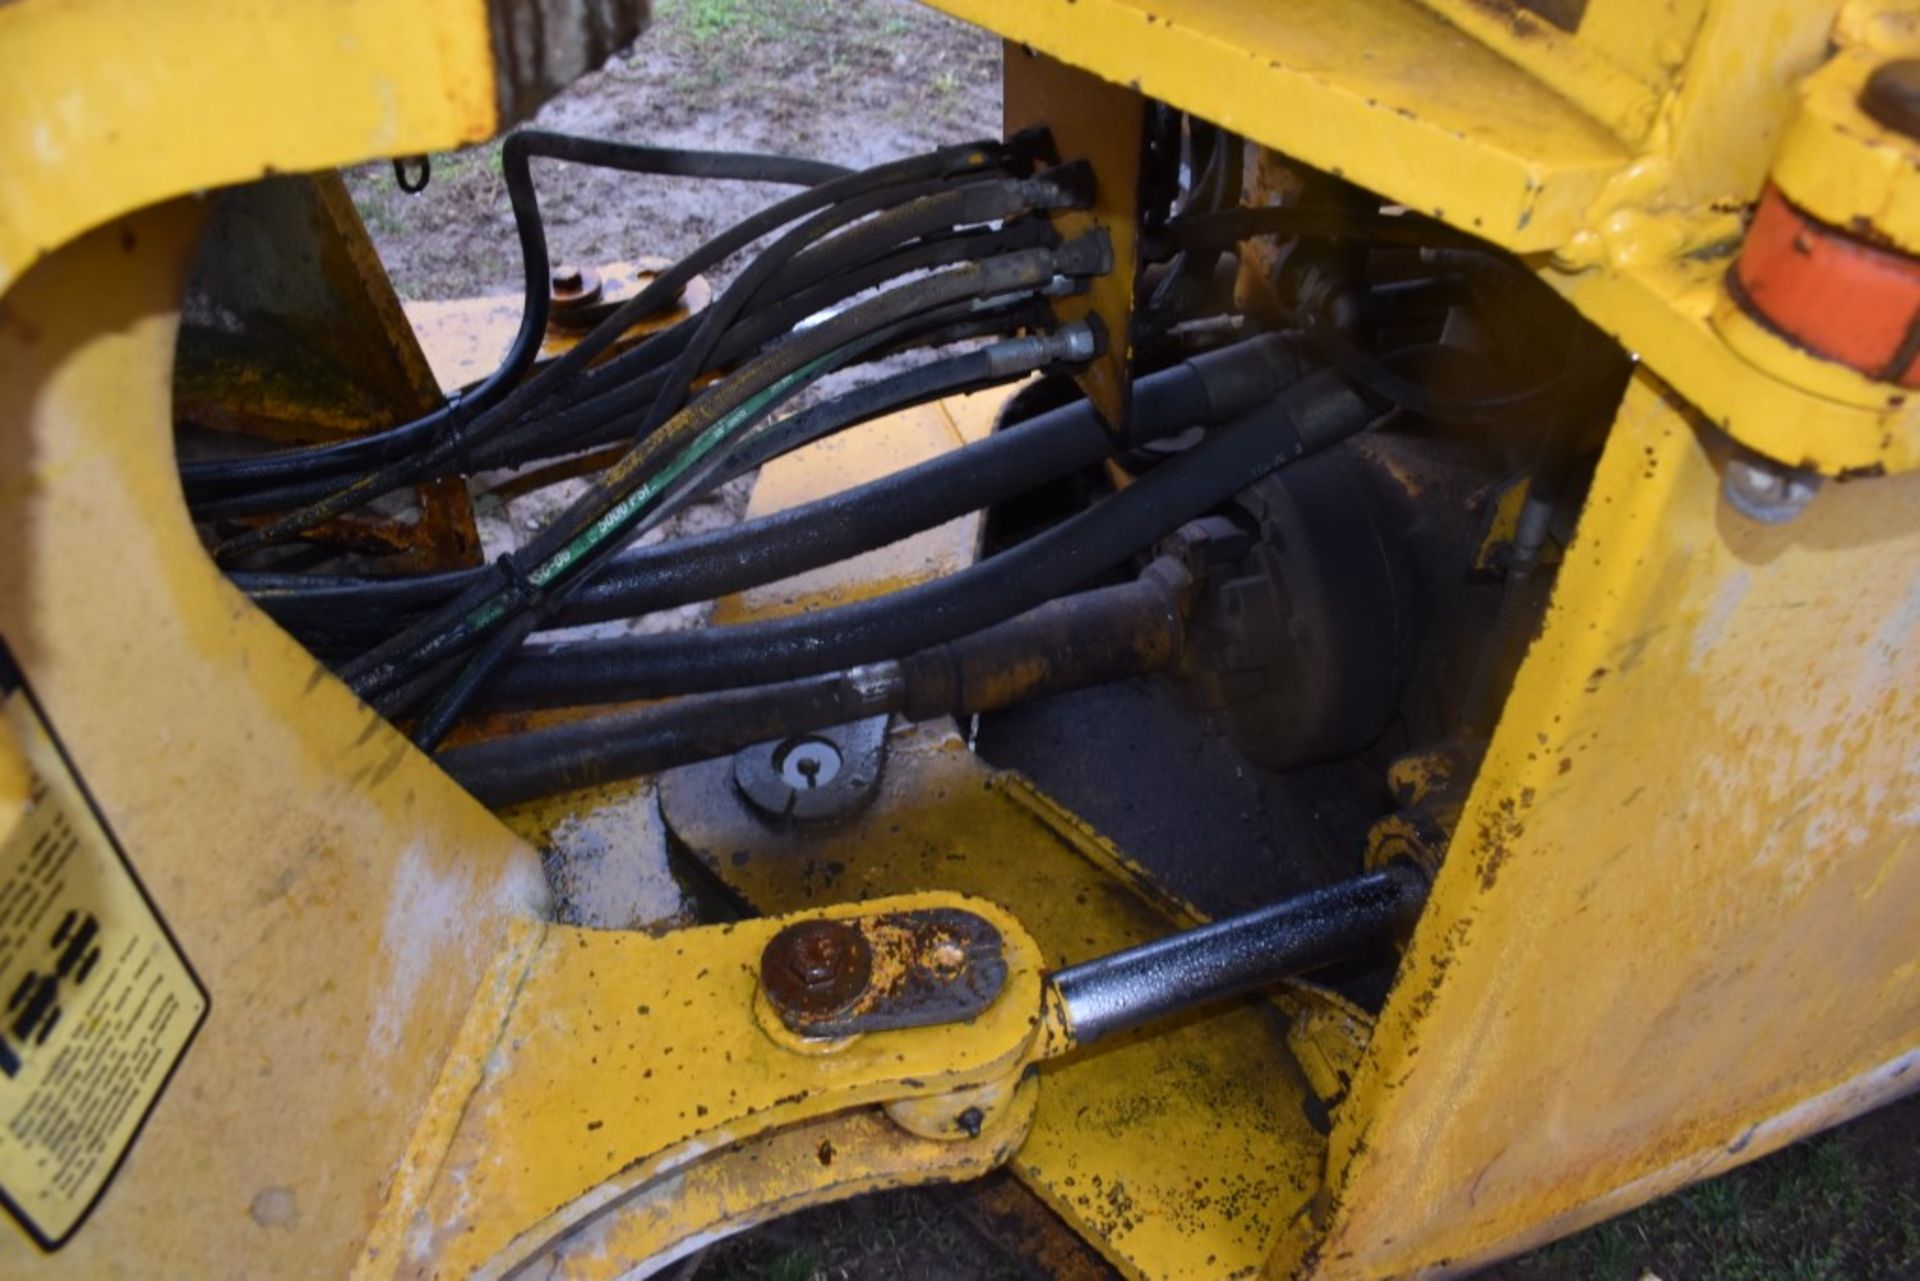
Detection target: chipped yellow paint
<box><xmin>530</xmin><ymin>1091</ymin><xmax>1040</xmax><ymax>1279</ymax></box>
<box><xmin>1418</xmin><ymin>0</ymin><xmax>1709</xmax><ymax>146</ymax></box>
<box><xmin>660</xmin><ymin>723</ymin><xmax>1334</xmax><ymax>1281</ymax></box>
<box><xmin>926</xmin><ymin>0</ymin><xmax>1631</xmax><ymax>252</ymax></box>
<box><xmin>1774</xmin><ymin>43</ymin><xmax>1920</xmax><ymax>254</ymax></box>
<box><xmin>366</xmin><ymin>892</ymin><xmax>1046</xmax><ymax>1278</ymax></box>
<box><xmin>1296</xmin><ymin>370</ymin><xmax>1920</xmax><ymax>1276</ymax></box>
<box><xmin>0</xmin><ymin>202</ymin><xmax>545</xmax><ymax>1276</ymax></box>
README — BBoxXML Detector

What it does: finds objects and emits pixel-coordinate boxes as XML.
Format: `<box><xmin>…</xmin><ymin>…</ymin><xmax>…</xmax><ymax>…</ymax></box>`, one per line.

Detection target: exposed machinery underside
<box><xmin>2</xmin><ymin>0</ymin><xmax>1919</xmax><ymax>1277</ymax></box>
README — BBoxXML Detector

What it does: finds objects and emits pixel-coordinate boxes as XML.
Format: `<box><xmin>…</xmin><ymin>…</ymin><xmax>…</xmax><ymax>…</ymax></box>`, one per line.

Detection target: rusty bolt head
<box><xmin>548</xmin><ymin>264</ymin><xmax>602</xmax><ymax>312</ymax></box>
<box><xmin>761</xmin><ymin>919</ymin><xmax>873</xmax><ymax>1023</ymax></box>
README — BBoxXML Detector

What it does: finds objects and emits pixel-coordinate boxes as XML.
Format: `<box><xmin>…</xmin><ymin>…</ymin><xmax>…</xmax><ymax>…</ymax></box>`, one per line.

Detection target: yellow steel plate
<box><xmin>0</xmin><ymin>203</ymin><xmax>544</xmax><ymax>1276</ymax></box>
<box><xmin>0</xmin><ymin>0</ymin><xmax>503</xmax><ymax>294</ymax></box>
<box><xmin>923</xmin><ymin>0</ymin><xmax>1629</xmax><ymax>251</ymax></box>
<box><xmin>660</xmin><ymin>726</ymin><xmax>1328</xmax><ymax>1281</ymax></box>
<box><xmin>1305</xmin><ymin>370</ymin><xmax>1920</xmax><ymax>1275</ymax></box>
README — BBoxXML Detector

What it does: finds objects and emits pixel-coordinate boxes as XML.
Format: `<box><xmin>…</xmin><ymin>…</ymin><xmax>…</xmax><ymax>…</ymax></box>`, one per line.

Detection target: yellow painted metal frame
<box><xmin>926</xmin><ymin>0</ymin><xmax>1920</xmax><ymax>476</ymax></box>
<box><xmin>660</xmin><ymin>725</ymin><xmax>1337</xmax><ymax>1280</ymax></box>
<box><xmin>0</xmin><ymin>0</ymin><xmax>503</xmax><ymax>294</ymax></box>
<box><xmin>1305</xmin><ymin>371</ymin><xmax>1920</xmax><ymax>1276</ymax></box>
<box><xmin>363</xmin><ymin>893</ymin><xmax>1048</xmax><ymax>1277</ymax></box>
<box><xmin>7</xmin><ymin>0</ymin><xmax>1920</xmax><ymax>1277</ymax></box>
<box><xmin>0</xmin><ymin>200</ymin><xmax>546</xmax><ymax>1278</ymax></box>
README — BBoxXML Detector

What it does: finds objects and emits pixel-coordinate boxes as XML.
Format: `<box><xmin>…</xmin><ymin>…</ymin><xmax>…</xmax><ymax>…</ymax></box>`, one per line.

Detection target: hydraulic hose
<box><xmin>437</xmin><ymin>552</ymin><xmax>1193</xmax><ymax>807</ymax></box>
<box><xmin>707</xmin><ymin>325</ymin><xmax>1092</xmax><ymax>485</ymax></box>
<box><xmin>457</xmin><ymin>213</ymin><xmax>1064</xmax><ymax>474</ymax></box>
<box><xmin>393</xmin><ymin>312</ymin><xmax>1086</xmax><ymax>734</ymax></box>
<box><xmin>206</xmin><ymin>141</ymin><xmax>1021</xmax><ymax>541</ymax></box>
<box><xmin>210</xmin><ymin>169</ymin><xmax>965</xmax><ymax>542</ymax></box>
<box><xmin>181</xmin><ymin>138</ymin><xmax>852</xmax><ymax>504</ymax></box>
<box><xmin>342</xmin><ymin>236</ymin><xmax>1113</xmax><ymax>704</ymax></box>
<box><xmin>481</xmin><ymin>364</ymin><xmax>1372</xmax><ymax>710</ymax></box>
<box><xmin>621</xmin><ymin>171</ymin><xmax>1086</xmax><ymax>453</ymax></box>
<box><xmin>241</xmin><ymin>332</ymin><xmax>1308</xmax><ymax>649</ymax></box>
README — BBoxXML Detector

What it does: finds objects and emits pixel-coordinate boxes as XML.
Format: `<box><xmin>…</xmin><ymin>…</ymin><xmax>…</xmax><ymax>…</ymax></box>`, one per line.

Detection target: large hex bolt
<box><xmin>760</xmin><ymin>919</ymin><xmax>874</xmax><ymax>1026</ymax></box>
<box><xmin>548</xmin><ymin>262</ymin><xmax>603</xmax><ymax>313</ymax></box>
<box><xmin>1722</xmin><ymin>447</ymin><xmax>1821</xmax><ymax>525</ymax></box>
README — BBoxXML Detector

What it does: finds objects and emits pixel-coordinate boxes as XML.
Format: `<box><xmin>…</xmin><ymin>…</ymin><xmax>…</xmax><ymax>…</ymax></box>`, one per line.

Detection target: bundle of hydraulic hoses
<box><xmin>200</xmin><ymin>128</ymin><xmax>1621</xmax><ymax>787</ymax></box>
<box><xmin>195</xmin><ymin>130</ymin><xmax>1125</xmax><ymax>745</ymax></box>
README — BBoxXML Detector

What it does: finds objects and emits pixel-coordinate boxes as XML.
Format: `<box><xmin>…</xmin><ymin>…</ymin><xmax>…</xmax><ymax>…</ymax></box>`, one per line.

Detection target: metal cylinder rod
<box><xmin>1048</xmin><ymin>861</ymin><xmax>1427</xmax><ymax>1047</ymax></box>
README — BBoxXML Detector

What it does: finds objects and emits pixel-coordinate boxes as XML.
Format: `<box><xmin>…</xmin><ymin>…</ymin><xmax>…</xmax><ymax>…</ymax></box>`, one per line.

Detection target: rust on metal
<box><xmin>177</xmin><ymin>172</ymin><xmax>484</xmax><ymax>570</ymax></box>
<box><xmin>761</xmin><ymin>919</ymin><xmax>874</xmax><ymax>1021</ymax></box>
<box><xmin>761</xmin><ymin>907</ymin><xmax>1009</xmax><ymax>1038</ymax></box>
<box><xmin>547</xmin><ymin>262</ymin><xmax>604</xmax><ymax>318</ymax></box>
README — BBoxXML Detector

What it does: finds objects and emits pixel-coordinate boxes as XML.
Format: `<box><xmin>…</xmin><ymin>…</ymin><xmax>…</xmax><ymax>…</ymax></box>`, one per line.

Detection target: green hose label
<box><xmin>0</xmin><ymin>642</ymin><xmax>208</xmax><ymax>1250</ymax></box>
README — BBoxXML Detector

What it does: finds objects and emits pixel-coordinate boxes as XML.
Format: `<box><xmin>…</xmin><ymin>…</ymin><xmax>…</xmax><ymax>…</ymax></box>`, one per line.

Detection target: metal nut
<box><xmin>1723</xmin><ymin>450</ymin><xmax>1821</xmax><ymax>525</ymax></box>
<box><xmin>548</xmin><ymin>264</ymin><xmax>602</xmax><ymax>311</ymax></box>
<box><xmin>761</xmin><ymin>920</ymin><xmax>873</xmax><ymax>1022</ymax></box>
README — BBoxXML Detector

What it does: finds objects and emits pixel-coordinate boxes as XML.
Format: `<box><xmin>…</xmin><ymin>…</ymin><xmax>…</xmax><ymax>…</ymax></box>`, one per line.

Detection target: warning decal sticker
<box><xmin>0</xmin><ymin>641</ymin><xmax>207</xmax><ymax>1250</ymax></box>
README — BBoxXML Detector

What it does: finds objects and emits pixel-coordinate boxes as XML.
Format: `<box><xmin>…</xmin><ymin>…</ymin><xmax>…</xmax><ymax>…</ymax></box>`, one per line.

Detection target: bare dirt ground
<box><xmin>346</xmin><ymin>0</ymin><xmax>999</xmax><ymax>302</ymax></box>
<box><xmin>346</xmin><ymin>2</ymin><xmax>1920</xmax><ymax>1277</ymax></box>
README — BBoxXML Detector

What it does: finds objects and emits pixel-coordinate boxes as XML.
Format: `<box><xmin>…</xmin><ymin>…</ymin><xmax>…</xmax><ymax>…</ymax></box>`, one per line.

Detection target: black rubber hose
<box><xmin>621</xmin><ymin>173</ymin><xmax>1080</xmax><ymax>454</ymax></box>
<box><xmin>344</xmin><ymin>237</ymin><xmax>1106</xmax><ymax>703</ymax></box>
<box><xmin>1305</xmin><ymin>305</ymin><xmax>1620</xmax><ymax>427</ymax></box>
<box><xmin>411</xmin><ymin>610</ymin><xmax>542</xmax><ymax>750</ymax></box>
<box><xmin>497</xmin><ymin>295</ymin><xmax>1059</xmax><ymax>489</ymax></box>
<box><xmin>708</xmin><ymin>335</ymin><xmax>1052</xmax><ymax>482</ymax></box>
<box><xmin>207</xmin><ymin>169</ymin><xmax>958</xmax><ymax>537</ymax></box>
<box><xmin>513</xmin><ymin>218</ymin><xmax>1044</xmax><ymax>430</ymax></box>
<box><xmin>205</xmin><ymin>141</ymin><xmax>1015</xmax><ymax>538</ymax></box>
<box><xmin>438</xmin><ymin>557</ymin><xmax>1189</xmax><ymax>807</ymax></box>
<box><xmin>242</xmin><ymin>332</ymin><xmax>1304</xmax><ymax>647</ymax></box>
<box><xmin>181</xmin><ymin>138</ymin><xmax>851</xmax><ymax>503</ymax></box>
<box><xmin>482</xmin><ymin>365</ymin><xmax>1371</xmax><ymax>710</ymax></box>
<box><xmin>448</xmin><ymin>670</ymin><xmax>877</xmax><ymax>807</ymax></box>
<box><xmin>550</xmin><ymin>313</ymin><xmax>1089</xmax><ymax>578</ymax></box>
<box><xmin>382</xmin><ymin>310</ymin><xmax>1073</xmax><ymax>729</ymax></box>
<box><xmin>458</xmin><ymin>219</ymin><xmax>1061</xmax><ymax>473</ymax></box>
<box><xmin>231</xmin><ymin>303</ymin><xmax>1063</xmax><ymax>649</ymax></box>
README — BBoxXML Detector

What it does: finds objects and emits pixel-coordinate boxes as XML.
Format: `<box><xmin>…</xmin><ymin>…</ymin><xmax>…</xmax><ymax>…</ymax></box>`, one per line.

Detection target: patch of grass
<box><xmin>657</xmin><ymin>0</ymin><xmax>796</xmax><ymax>43</ymax></box>
<box><xmin>708</xmin><ymin>1246</ymin><xmax>821</xmax><ymax>1281</ymax></box>
<box><xmin>1492</xmin><ymin>1122</ymin><xmax>1920</xmax><ymax>1281</ymax></box>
